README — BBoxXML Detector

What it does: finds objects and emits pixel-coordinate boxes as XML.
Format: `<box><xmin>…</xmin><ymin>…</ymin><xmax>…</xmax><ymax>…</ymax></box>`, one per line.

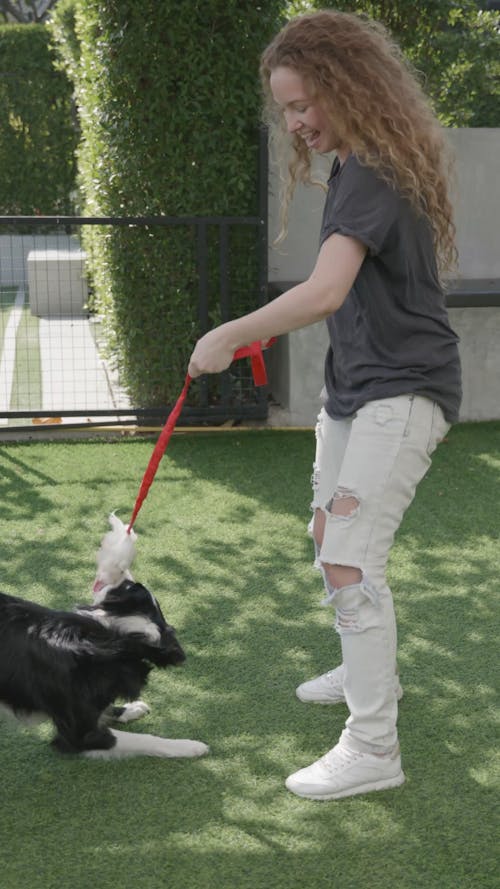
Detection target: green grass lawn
<box><xmin>0</xmin><ymin>286</ymin><xmax>17</xmax><ymax>335</ymax></box>
<box><xmin>9</xmin><ymin>302</ymin><xmax>41</xmax><ymax>415</ymax></box>
<box><xmin>0</xmin><ymin>424</ymin><xmax>498</xmax><ymax>889</ymax></box>
<box><xmin>0</xmin><ymin>287</ymin><xmax>42</xmax><ymax>418</ymax></box>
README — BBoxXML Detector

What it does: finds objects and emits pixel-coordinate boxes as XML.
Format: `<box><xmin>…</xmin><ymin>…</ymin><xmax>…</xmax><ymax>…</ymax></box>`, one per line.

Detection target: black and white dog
<box><xmin>0</xmin><ymin>515</ymin><xmax>208</xmax><ymax>760</ymax></box>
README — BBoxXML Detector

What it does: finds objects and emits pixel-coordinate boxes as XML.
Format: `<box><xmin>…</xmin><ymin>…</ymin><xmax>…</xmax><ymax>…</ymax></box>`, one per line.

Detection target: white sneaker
<box><xmin>285</xmin><ymin>742</ymin><xmax>405</xmax><ymax>800</ymax></box>
<box><xmin>296</xmin><ymin>665</ymin><xmax>403</xmax><ymax>704</ymax></box>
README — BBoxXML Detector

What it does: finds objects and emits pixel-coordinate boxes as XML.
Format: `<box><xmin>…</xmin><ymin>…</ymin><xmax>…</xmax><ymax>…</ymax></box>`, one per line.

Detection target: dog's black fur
<box><xmin>0</xmin><ymin>581</ymin><xmax>207</xmax><ymax>758</ymax></box>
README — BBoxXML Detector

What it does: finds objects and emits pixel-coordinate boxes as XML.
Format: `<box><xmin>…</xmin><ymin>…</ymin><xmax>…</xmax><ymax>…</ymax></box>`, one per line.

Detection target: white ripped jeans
<box><xmin>310</xmin><ymin>394</ymin><xmax>450</xmax><ymax>755</ymax></box>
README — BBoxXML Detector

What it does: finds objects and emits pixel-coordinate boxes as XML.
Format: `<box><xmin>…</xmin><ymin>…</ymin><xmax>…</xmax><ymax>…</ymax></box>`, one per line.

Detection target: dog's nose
<box><xmin>171</xmin><ymin>639</ymin><xmax>186</xmax><ymax>664</ymax></box>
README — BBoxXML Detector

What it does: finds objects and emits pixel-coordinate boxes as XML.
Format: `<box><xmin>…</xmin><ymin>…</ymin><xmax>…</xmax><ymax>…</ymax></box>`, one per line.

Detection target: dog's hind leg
<box><xmin>52</xmin><ymin>722</ymin><xmax>116</xmax><ymax>755</ymax></box>
<box><xmin>83</xmin><ymin>729</ymin><xmax>209</xmax><ymax>759</ymax></box>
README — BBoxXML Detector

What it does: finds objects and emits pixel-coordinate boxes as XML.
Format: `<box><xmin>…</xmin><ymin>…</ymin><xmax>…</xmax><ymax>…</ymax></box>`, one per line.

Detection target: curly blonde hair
<box><xmin>260</xmin><ymin>10</ymin><xmax>457</xmax><ymax>274</ymax></box>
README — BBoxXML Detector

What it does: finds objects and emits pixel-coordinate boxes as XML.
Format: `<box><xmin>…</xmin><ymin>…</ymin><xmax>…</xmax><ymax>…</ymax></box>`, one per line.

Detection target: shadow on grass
<box><xmin>0</xmin><ymin>422</ymin><xmax>498</xmax><ymax>888</ymax></box>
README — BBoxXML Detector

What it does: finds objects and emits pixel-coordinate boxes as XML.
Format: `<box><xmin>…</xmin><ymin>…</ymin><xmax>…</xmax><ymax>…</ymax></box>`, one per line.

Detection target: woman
<box><xmin>188</xmin><ymin>10</ymin><xmax>461</xmax><ymax>801</ymax></box>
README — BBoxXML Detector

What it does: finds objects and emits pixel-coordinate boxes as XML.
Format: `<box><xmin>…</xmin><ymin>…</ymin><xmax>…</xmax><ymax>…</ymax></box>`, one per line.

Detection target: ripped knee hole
<box><xmin>326</xmin><ymin>486</ymin><xmax>360</xmax><ymax>519</ymax></box>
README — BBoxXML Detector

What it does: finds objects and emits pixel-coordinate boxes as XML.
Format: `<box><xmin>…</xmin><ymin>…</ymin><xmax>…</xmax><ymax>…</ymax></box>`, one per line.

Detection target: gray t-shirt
<box><xmin>320</xmin><ymin>154</ymin><xmax>462</xmax><ymax>423</ymax></box>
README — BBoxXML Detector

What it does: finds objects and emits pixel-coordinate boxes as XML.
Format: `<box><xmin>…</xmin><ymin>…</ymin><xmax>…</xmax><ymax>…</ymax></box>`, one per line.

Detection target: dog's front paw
<box><xmin>153</xmin><ymin>738</ymin><xmax>209</xmax><ymax>758</ymax></box>
<box><xmin>116</xmin><ymin>701</ymin><xmax>150</xmax><ymax>723</ymax></box>
<box><xmin>182</xmin><ymin>740</ymin><xmax>210</xmax><ymax>758</ymax></box>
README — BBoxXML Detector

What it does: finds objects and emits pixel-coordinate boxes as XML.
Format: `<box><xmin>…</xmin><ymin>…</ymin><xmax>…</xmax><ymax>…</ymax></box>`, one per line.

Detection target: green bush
<box><xmin>287</xmin><ymin>1</ymin><xmax>500</xmax><ymax>127</ymax></box>
<box><xmin>0</xmin><ymin>23</ymin><xmax>77</xmax><ymax>214</ymax></box>
<box><xmin>51</xmin><ymin>0</ymin><xmax>284</xmax><ymax>408</ymax></box>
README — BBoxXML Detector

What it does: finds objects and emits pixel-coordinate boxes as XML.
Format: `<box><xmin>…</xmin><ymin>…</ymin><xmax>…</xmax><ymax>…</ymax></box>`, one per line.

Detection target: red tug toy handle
<box><xmin>127</xmin><ymin>337</ymin><xmax>276</xmax><ymax>532</ymax></box>
<box><xmin>232</xmin><ymin>338</ymin><xmax>276</xmax><ymax>387</ymax></box>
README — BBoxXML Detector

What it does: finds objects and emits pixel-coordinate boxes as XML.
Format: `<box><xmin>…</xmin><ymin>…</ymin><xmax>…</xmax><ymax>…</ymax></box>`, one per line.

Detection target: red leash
<box><xmin>127</xmin><ymin>338</ymin><xmax>276</xmax><ymax>532</ymax></box>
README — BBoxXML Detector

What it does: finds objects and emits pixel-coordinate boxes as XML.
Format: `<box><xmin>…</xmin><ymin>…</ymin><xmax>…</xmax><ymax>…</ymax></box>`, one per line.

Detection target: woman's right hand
<box><xmin>188</xmin><ymin>324</ymin><xmax>237</xmax><ymax>379</ymax></box>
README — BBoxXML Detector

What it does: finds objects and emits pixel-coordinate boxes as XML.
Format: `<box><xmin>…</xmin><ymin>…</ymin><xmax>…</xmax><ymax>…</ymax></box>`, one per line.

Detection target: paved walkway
<box><xmin>0</xmin><ymin>291</ymin><xmax>132</xmax><ymax>426</ymax></box>
<box><xmin>38</xmin><ymin>317</ymin><xmax>128</xmax><ymax>420</ymax></box>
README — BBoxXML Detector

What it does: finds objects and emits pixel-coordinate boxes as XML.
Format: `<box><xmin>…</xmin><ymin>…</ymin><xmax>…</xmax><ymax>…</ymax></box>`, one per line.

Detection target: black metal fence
<box><xmin>0</xmin><ymin>207</ymin><xmax>269</xmax><ymax>433</ymax></box>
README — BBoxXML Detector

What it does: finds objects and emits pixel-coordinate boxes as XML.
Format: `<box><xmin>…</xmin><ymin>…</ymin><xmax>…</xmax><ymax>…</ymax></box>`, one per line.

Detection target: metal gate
<box><xmin>0</xmin><ymin>206</ymin><xmax>269</xmax><ymax>433</ymax></box>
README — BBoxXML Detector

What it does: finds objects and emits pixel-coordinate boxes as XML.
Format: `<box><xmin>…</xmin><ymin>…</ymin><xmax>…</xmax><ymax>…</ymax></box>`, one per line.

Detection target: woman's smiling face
<box><xmin>269</xmin><ymin>66</ymin><xmax>349</xmax><ymax>161</ymax></box>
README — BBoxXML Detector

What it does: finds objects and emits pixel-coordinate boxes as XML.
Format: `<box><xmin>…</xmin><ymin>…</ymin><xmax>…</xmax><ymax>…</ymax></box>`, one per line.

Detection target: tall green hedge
<box><xmin>51</xmin><ymin>0</ymin><xmax>284</xmax><ymax>407</ymax></box>
<box><xmin>0</xmin><ymin>23</ymin><xmax>77</xmax><ymax>214</ymax></box>
<box><xmin>288</xmin><ymin>0</ymin><xmax>500</xmax><ymax>127</ymax></box>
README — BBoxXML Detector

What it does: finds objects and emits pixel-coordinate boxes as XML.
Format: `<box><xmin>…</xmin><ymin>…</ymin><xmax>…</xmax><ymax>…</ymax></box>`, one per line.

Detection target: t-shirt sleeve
<box><xmin>320</xmin><ymin>156</ymin><xmax>400</xmax><ymax>256</ymax></box>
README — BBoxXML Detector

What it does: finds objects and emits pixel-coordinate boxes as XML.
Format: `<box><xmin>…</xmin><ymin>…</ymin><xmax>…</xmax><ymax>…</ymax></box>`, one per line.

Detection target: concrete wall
<box><xmin>266</xmin><ymin>129</ymin><xmax>500</xmax><ymax>425</ymax></box>
<box><xmin>447</xmin><ymin>129</ymin><xmax>500</xmax><ymax>279</ymax></box>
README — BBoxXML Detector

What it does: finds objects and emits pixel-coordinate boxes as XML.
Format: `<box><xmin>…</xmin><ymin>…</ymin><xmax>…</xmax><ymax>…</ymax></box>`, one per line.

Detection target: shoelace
<box><xmin>321</xmin><ymin>745</ymin><xmax>364</xmax><ymax>772</ymax></box>
<box><xmin>325</xmin><ymin>668</ymin><xmax>344</xmax><ymax>686</ymax></box>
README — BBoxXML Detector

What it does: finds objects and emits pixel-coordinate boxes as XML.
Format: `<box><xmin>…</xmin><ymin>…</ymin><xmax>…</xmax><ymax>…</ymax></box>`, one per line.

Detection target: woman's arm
<box><xmin>188</xmin><ymin>232</ymin><xmax>367</xmax><ymax>378</ymax></box>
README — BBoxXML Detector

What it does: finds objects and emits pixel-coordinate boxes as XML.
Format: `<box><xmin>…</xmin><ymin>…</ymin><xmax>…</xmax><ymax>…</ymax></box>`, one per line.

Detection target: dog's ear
<box><xmin>118</xmin><ymin>629</ymin><xmax>186</xmax><ymax>667</ymax></box>
<box><xmin>149</xmin><ymin>627</ymin><xmax>186</xmax><ymax>667</ymax></box>
<box><xmin>99</xmin><ymin>580</ymin><xmax>146</xmax><ymax>613</ymax></box>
